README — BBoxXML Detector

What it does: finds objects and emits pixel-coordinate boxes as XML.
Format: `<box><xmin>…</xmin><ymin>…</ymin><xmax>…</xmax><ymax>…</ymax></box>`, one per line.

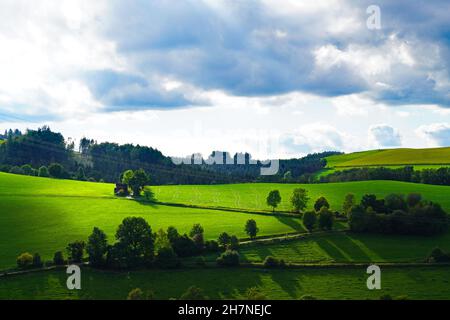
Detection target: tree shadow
<box><xmin>274</xmin><ymin>215</ymin><xmax>306</xmax><ymax>232</ymax></box>
<box><xmin>315</xmin><ymin>234</ymin><xmax>371</xmax><ymax>262</ymax></box>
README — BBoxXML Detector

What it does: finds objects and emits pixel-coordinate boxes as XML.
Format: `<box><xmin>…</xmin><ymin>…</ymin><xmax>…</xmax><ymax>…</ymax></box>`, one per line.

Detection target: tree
<box><xmin>179</xmin><ymin>286</ymin><xmax>208</xmax><ymax>300</ymax></box>
<box><xmin>155</xmin><ymin>246</ymin><xmax>179</xmax><ymax>269</ymax></box>
<box><xmin>167</xmin><ymin>226</ymin><xmax>180</xmax><ymax>243</ymax></box>
<box><xmin>21</xmin><ymin>164</ymin><xmax>34</xmax><ymax>176</ymax></box>
<box><xmin>38</xmin><ymin>166</ymin><xmax>49</xmax><ymax>177</ymax></box>
<box><xmin>303</xmin><ymin>211</ymin><xmax>317</xmax><ymax>232</ymax></box>
<box><xmin>33</xmin><ymin>253</ymin><xmax>43</xmax><ymax>268</ymax></box>
<box><xmin>127</xmin><ymin>288</ymin><xmax>145</xmax><ymax>300</ymax></box>
<box><xmin>245</xmin><ymin>219</ymin><xmax>259</xmax><ymax>239</ymax></box>
<box><xmin>385</xmin><ymin>193</ymin><xmax>407</xmax><ymax>212</ymax></box>
<box><xmin>129</xmin><ymin>169</ymin><xmax>150</xmax><ymax>197</ymax></box>
<box><xmin>48</xmin><ymin>163</ymin><xmax>64</xmax><ymax>178</ymax></box>
<box><xmin>76</xmin><ymin>167</ymin><xmax>86</xmax><ymax>181</ymax></box>
<box><xmin>115</xmin><ymin>217</ymin><xmax>154</xmax><ymax>266</ymax></box>
<box><xmin>87</xmin><ymin>227</ymin><xmax>108</xmax><ymax>267</ymax></box>
<box><xmin>121</xmin><ymin>170</ymin><xmax>134</xmax><ymax>185</ymax></box>
<box><xmin>290</xmin><ymin>188</ymin><xmax>309</xmax><ymax>213</ymax></box>
<box><xmin>314</xmin><ymin>196</ymin><xmax>330</xmax><ymax>212</ymax></box>
<box><xmin>16</xmin><ymin>252</ymin><xmax>33</xmax><ymax>269</ymax></box>
<box><xmin>342</xmin><ymin>193</ymin><xmax>356</xmax><ymax>216</ymax></box>
<box><xmin>216</xmin><ymin>250</ymin><xmax>240</xmax><ymax>266</ymax></box>
<box><xmin>53</xmin><ymin>251</ymin><xmax>65</xmax><ymax>265</ymax></box>
<box><xmin>189</xmin><ymin>224</ymin><xmax>204</xmax><ymax>238</ymax></box>
<box><xmin>154</xmin><ymin>229</ymin><xmax>171</xmax><ymax>251</ymax></box>
<box><xmin>66</xmin><ymin>241</ymin><xmax>86</xmax><ymax>263</ymax></box>
<box><xmin>229</xmin><ymin>235</ymin><xmax>240</xmax><ymax>250</ymax></box>
<box><xmin>218</xmin><ymin>232</ymin><xmax>231</xmax><ymax>246</ymax></box>
<box><xmin>266</xmin><ymin>190</ymin><xmax>281</xmax><ymax>212</ymax></box>
<box><xmin>406</xmin><ymin>193</ymin><xmax>422</xmax><ymax>208</ymax></box>
<box><xmin>318</xmin><ymin>206</ymin><xmax>334</xmax><ymax>230</ymax></box>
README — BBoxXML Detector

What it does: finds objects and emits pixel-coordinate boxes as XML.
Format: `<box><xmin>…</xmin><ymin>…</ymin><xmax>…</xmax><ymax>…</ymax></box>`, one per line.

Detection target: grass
<box><xmin>325</xmin><ymin>147</ymin><xmax>450</xmax><ymax>168</ymax></box>
<box><xmin>0</xmin><ymin>173</ymin><xmax>306</xmax><ymax>269</ymax></box>
<box><xmin>1</xmin><ymin>266</ymin><xmax>449</xmax><ymax>300</ymax></box>
<box><xmin>153</xmin><ymin>180</ymin><xmax>450</xmax><ymax>212</ymax></box>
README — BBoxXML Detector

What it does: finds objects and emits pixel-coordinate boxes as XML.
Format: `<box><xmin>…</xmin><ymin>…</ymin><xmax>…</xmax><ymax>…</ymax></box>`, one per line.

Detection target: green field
<box><xmin>325</xmin><ymin>147</ymin><xmax>450</xmax><ymax>167</ymax></box>
<box><xmin>2</xmin><ymin>172</ymin><xmax>450</xmax><ymax>270</ymax></box>
<box><xmin>1</xmin><ymin>266</ymin><xmax>449</xmax><ymax>300</ymax></box>
<box><xmin>153</xmin><ymin>181</ymin><xmax>450</xmax><ymax>212</ymax></box>
<box><xmin>319</xmin><ymin>147</ymin><xmax>450</xmax><ymax>178</ymax></box>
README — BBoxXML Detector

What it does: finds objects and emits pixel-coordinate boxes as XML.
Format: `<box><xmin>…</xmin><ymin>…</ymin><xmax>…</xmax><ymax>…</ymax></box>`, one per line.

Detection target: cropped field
<box><xmin>325</xmin><ymin>147</ymin><xmax>450</xmax><ymax>168</ymax></box>
<box><xmin>153</xmin><ymin>181</ymin><xmax>450</xmax><ymax>212</ymax></box>
<box><xmin>1</xmin><ymin>266</ymin><xmax>449</xmax><ymax>300</ymax></box>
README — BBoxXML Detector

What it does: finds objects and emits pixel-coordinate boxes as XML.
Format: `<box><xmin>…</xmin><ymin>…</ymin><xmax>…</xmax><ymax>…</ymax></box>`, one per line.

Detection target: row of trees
<box><xmin>320</xmin><ymin>166</ymin><xmax>450</xmax><ymax>186</ymax></box>
<box><xmin>16</xmin><ymin>217</ymin><xmax>262</xmax><ymax>270</ymax></box>
<box><xmin>348</xmin><ymin>193</ymin><xmax>449</xmax><ymax>235</ymax></box>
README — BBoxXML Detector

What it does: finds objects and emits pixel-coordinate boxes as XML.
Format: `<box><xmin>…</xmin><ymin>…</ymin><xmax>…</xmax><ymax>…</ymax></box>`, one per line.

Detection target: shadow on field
<box><xmin>274</xmin><ymin>215</ymin><xmax>305</xmax><ymax>232</ymax></box>
<box><xmin>315</xmin><ymin>234</ymin><xmax>371</xmax><ymax>262</ymax></box>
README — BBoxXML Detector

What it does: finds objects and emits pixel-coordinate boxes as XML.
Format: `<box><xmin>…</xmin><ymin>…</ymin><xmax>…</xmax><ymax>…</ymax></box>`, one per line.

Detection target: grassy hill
<box><xmin>319</xmin><ymin>147</ymin><xmax>450</xmax><ymax>177</ymax></box>
<box><xmin>1</xmin><ymin>172</ymin><xmax>450</xmax><ymax>269</ymax></box>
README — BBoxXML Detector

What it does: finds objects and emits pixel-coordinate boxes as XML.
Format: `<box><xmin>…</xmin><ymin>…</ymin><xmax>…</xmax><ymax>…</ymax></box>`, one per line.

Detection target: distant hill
<box><xmin>325</xmin><ymin>147</ymin><xmax>450</xmax><ymax>168</ymax></box>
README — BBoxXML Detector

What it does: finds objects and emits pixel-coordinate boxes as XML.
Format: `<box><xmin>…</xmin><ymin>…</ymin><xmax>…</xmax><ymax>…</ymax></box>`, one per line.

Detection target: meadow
<box><xmin>2</xmin><ymin>172</ymin><xmax>450</xmax><ymax>269</ymax></box>
<box><xmin>153</xmin><ymin>180</ymin><xmax>450</xmax><ymax>212</ymax></box>
<box><xmin>1</xmin><ymin>266</ymin><xmax>449</xmax><ymax>300</ymax></box>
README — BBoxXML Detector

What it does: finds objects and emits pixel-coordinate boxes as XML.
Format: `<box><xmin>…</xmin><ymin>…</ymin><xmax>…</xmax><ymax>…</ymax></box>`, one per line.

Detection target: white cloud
<box><xmin>416</xmin><ymin>123</ymin><xmax>450</xmax><ymax>147</ymax></box>
<box><xmin>369</xmin><ymin>124</ymin><xmax>402</xmax><ymax>147</ymax></box>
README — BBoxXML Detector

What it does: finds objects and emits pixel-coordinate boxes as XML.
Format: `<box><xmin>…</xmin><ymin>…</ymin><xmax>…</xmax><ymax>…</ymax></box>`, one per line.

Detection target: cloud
<box><xmin>416</xmin><ymin>123</ymin><xmax>450</xmax><ymax>146</ymax></box>
<box><xmin>369</xmin><ymin>124</ymin><xmax>402</xmax><ymax>147</ymax></box>
<box><xmin>280</xmin><ymin>124</ymin><xmax>346</xmax><ymax>156</ymax></box>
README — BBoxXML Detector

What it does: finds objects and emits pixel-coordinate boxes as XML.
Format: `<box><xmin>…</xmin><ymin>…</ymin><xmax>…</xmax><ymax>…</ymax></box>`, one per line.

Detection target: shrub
<box><xmin>179</xmin><ymin>286</ymin><xmax>208</xmax><ymax>300</ymax></box>
<box><xmin>53</xmin><ymin>251</ymin><xmax>65</xmax><ymax>265</ymax></box>
<box><xmin>245</xmin><ymin>219</ymin><xmax>259</xmax><ymax>239</ymax></box>
<box><xmin>216</xmin><ymin>250</ymin><xmax>240</xmax><ymax>267</ymax></box>
<box><xmin>218</xmin><ymin>232</ymin><xmax>231</xmax><ymax>246</ymax></box>
<box><xmin>263</xmin><ymin>256</ymin><xmax>281</xmax><ymax>268</ymax></box>
<box><xmin>205</xmin><ymin>240</ymin><xmax>219</xmax><ymax>252</ymax></box>
<box><xmin>228</xmin><ymin>236</ymin><xmax>240</xmax><ymax>250</ymax></box>
<box><xmin>303</xmin><ymin>211</ymin><xmax>317</xmax><ymax>232</ymax></box>
<box><xmin>154</xmin><ymin>247</ymin><xmax>179</xmax><ymax>269</ymax></box>
<box><xmin>48</xmin><ymin>163</ymin><xmax>64</xmax><ymax>178</ymax></box>
<box><xmin>32</xmin><ymin>253</ymin><xmax>43</xmax><ymax>268</ymax></box>
<box><xmin>318</xmin><ymin>206</ymin><xmax>334</xmax><ymax>230</ymax></box>
<box><xmin>21</xmin><ymin>164</ymin><xmax>34</xmax><ymax>176</ymax></box>
<box><xmin>66</xmin><ymin>241</ymin><xmax>86</xmax><ymax>263</ymax></box>
<box><xmin>195</xmin><ymin>256</ymin><xmax>206</xmax><ymax>266</ymax></box>
<box><xmin>9</xmin><ymin>166</ymin><xmax>24</xmax><ymax>175</ymax></box>
<box><xmin>16</xmin><ymin>252</ymin><xmax>33</xmax><ymax>269</ymax></box>
<box><xmin>314</xmin><ymin>196</ymin><xmax>330</xmax><ymax>212</ymax></box>
<box><xmin>127</xmin><ymin>288</ymin><xmax>145</xmax><ymax>300</ymax></box>
<box><xmin>38</xmin><ymin>166</ymin><xmax>50</xmax><ymax>177</ymax></box>
<box><xmin>427</xmin><ymin>247</ymin><xmax>450</xmax><ymax>263</ymax></box>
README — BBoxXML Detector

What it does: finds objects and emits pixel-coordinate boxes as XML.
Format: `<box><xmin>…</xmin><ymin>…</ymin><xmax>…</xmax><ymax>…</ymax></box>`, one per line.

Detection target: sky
<box><xmin>0</xmin><ymin>0</ymin><xmax>449</xmax><ymax>159</ymax></box>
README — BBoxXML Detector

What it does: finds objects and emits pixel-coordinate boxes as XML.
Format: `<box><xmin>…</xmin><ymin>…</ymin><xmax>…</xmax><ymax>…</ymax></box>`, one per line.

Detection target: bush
<box><xmin>427</xmin><ymin>247</ymin><xmax>450</xmax><ymax>263</ymax></box>
<box><xmin>205</xmin><ymin>240</ymin><xmax>219</xmax><ymax>252</ymax></box>
<box><xmin>228</xmin><ymin>236</ymin><xmax>240</xmax><ymax>250</ymax></box>
<box><xmin>195</xmin><ymin>256</ymin><xmax>206</xmax><ymax>266</ymax></box>
<box><xmin>16</xmin><ymin>252</ymin><xmax>33</xmax><ymax>269</ymax></box>
<box><xmin>21</xmin><ymin>164</ymin><xmax>34</xmax><ymax>176</ymax></box>
<box><xmin>216</xmin><ymin>250</ymin><xmax>240</xmax><ymax>267</ymax></box>
<box><xmin>66</xmin><ymin>241</ymin><xmax>86</xmax><ymax>263</ymax></box>
<box><xmin>53</xmin><ymin>251</ymin><xmax>65</xmax><ymax>265</ymax></box>
<box><xmin>303</xmin><ymin>211</ymin><xmax>317</xmax><ymax>232</ymax></box>
<box><xmin>263</xmin><ymin>256</ymin><xmax>283</xmax><ymax>268</ymax></box>
<box><xmin>127</xmin><ymin>288</ymin><xmax>145</xmax><ymax>300</ymax></box>
<box><xmin>48</xmin><ymin>163</ymin><xmax>65</xmax><ymax>178</ymax></box>
<box><xmin>179</xmin><ymin>286</ymin><xmax>208</xmax><ymax>300</ymax></box>
<box><xmin>154</xmin><ymin>247</ymin><xmax>179</xmax><ymax>269</ymax></box>
<box><xmin>32</xmin><ymin>253</ymin><xmax>43</xmax><ymax>268</ymax></box>
<box><xmin>9</xmin><ymin>166</ymin><xmax>24</xmax><ymax>175</ymax></box>
<box><xmin>314</xmin><ymin>196</ymin><xmax>330</xmax><ymax>212</ymax></box>
<box><xmin>318</xmin><ymin>207</ymin><xmax>334</xmax><ymax>230</ymax></box>
<box><xmin>38</xmin><ymin>166</ymin><xmax>50</xmax><ymax>177</ymax></box>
